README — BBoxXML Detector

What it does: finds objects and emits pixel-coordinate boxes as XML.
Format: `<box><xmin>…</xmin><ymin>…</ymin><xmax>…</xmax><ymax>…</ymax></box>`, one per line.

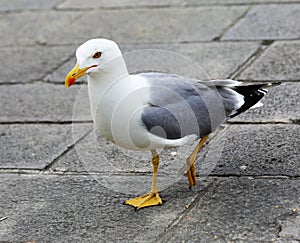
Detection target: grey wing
<box><xmin>139</xmin><ymin>72</ymin><xmax>241</xmax><ymax>139</ymax></box>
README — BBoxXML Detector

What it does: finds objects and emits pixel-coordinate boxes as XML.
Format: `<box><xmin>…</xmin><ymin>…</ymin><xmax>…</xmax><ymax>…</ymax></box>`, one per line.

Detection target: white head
<box><xmin>65</xmin><ymin>38</ymin><xmax>124</xmax><ymax>87</ymax></box>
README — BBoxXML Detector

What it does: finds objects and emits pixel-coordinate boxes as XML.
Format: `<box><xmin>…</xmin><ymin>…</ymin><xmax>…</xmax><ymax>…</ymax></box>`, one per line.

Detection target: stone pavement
<box><xmin>0</xmin><ymin>0</ymin><xmax>300</xmax><ymax>242</ymax></box>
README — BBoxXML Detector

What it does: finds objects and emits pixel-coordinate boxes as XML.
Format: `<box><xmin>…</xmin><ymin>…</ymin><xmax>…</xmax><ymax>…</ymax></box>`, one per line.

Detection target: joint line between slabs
<box><xmin>229</xmin><ymin>41</ymin><xmax>274</xmax><ymax>79</ymax></box>
<box><xmin>213</xmin><ymin>6</ymin><xmax>252</xmax><ymax>42</ymax></box>
<box><xmin>156</xmin><ymin>180</ymin><xmax>218</xmax><ymax>243</ymax></box>
<box><xmin>227</xmin><ymin>120</ymin><xmax>300</xmax><ymax>125</ymax></box>
<box><xmin>41</xmin><ymin>128</ymin><xmax>93</xmax><ymax>172</ymax></box>
<box><xmin>41</xmin><ymin>52</ymin><xmax>75</xmax><ymax>81</ymax></box>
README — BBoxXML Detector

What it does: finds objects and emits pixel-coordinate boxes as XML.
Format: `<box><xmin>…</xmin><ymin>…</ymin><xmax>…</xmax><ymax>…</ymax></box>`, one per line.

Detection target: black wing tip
<box><xmin>230</xmin><ymin>85</ymin><xmax>268</xmax><ymax>118</ymax></box>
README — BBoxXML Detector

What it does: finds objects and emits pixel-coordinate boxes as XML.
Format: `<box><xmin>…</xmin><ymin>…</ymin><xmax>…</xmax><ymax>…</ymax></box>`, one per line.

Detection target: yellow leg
<box><xmin>186</xmin><ymin>134</ymin><xmax>209</xmax><ymax>188</ymax></box>
<box><xmin>124</xmin><ymin>150</ymin><xmax>163</xmax><ymax>210</ymax></box>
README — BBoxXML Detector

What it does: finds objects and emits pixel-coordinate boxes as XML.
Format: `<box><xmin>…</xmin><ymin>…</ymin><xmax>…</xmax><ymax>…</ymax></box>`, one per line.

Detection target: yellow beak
<box><xmin>65</xmin><ymin>64</ymin><xmax>96</xmax><ymax>88</ymax></box>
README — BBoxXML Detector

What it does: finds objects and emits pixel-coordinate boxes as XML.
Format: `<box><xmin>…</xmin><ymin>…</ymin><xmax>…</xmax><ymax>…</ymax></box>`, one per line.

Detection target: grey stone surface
<box><xmin>278</xmin><ymin>214</ymin><xmax>300</xmax><ymax>241</ymax></box>
<box><xmin>209</xmin><ymin>124</ymin><xmax>300</xmax><ymax>176</ymax></box>
<box><xmin>52</xmin><ymin>130</ymin><xmax>197</xmax><ymax>175</ymax></box>
<box><xmin>0</xmin><ymin>174</ymin><xmax>210</xmax><ymax>242</ymax></box>
<box><xmin>0</xmin><ymin>11</ymin><xmax>81</xmax><ymax>47</ymax></box>
<box><xmin>174</xmin><ymin>42</ymin><xmax>260</xmax><ymax>79</ymax></box>
<box><xmin>0</xmin><ymin>46</ymin><xmax>75</xmax><ymax>83</ymax></box>
<box><xmin>161</xmin><ymin>177</ymin><xmax>300</xmax><ymax>242</ymax></box>
<box><xmin>0</xmin><ymin>124</ymin><xmax>91</xmax><ymax>169</ymax></box>
<box><xmin>57</xmin><ymin>0</ymin><xmax>184</xmax><ymax>9</ymax></box>
<box><xmin>44</xmin><ymin>57</ymin><xmax>80</xmax><ymax>83</ymax></box>
<box><xmin>238</xmin><ymin>41</ymin><xmax>300</xmax><ymax>81</ymax></box>
<box><xmin>0</xmin><ymin>0</ymin><xmax>60</xmax><ymax>11</ymax></box>
<box><xmin>52</xmin><ymin>6</ymin><xmax>248</xmax><ymax>45</ymax></box>
<box><xmin>123</xmin><ymin>42</ymin><xmax>259</xmax><ymax>80</ymax></box>
<box><xmin>52</xmin><ymin>131</ymin><xmax>149</xmax><ymax>173</ymax></box>
<box><xmin>57</xmin><ymin>0</ymin><xmax>300</xmax><ymax>9</ymax></box>
<box><xmin>0</xmin><ymin>83</ymin><xmax>91</xmax><ymax>122</ymax></box>
<box><xmin>222</xmin><ymin>4</ymin><xmax>300</xmax><ymax>40</ymax></box>
<box><xmin>231</xmin><ymin>82</ymin><xmax>300</xmax><ymax>122</ymax></box>
<box><xmin>46</xmin><ymin>42</ymin><xmax>259</xmax><ymax>83</ymax></box>
<box><xmin>54</xmin><ymin>122</ymin><xmax>300</xmax><ymax>179</ymax></box>
<box><xmin>0</xmin><ymin>7</ymin><xmax>247</xmax><ymax>46</ymax></box>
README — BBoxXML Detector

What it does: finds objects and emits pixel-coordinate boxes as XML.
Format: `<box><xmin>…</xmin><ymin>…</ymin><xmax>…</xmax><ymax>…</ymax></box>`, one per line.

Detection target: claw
<box><xmin>125</xmin><ymin>192</ymin><xmax>163</xmax><ymax>210</ymax></box>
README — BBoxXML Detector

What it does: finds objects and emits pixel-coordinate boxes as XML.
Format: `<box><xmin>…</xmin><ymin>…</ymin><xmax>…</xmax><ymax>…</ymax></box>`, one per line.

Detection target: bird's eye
<box><xmin>93</xmin><ymin>52</ymin><xmax>102</xmax><ymax>58</ymax></box>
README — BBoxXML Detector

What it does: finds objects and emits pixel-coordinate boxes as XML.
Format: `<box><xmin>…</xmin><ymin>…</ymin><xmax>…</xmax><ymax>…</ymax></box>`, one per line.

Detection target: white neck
<box><xmin>87</xmin><ymin>56</ymin><xmax>129</xmax><ymax>121</ymax></box>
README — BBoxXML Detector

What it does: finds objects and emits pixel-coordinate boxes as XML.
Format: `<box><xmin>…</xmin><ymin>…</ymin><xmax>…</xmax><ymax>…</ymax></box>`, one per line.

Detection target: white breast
<box><xmin>88</xmin><ymin>74</ymin><xmax>155</xmax><ymax>150</ymax></box>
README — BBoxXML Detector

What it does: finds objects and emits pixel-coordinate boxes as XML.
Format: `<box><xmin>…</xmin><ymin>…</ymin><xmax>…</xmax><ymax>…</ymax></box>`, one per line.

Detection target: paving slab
<box><xmin>0</xmin><ymin>124</ymin><xmax>91</xmax><ymax>169</ymax></box>
<box><xmin>0</xmin><ymin>46</ymin><xmax>75</xmax><ymax>83</ymax></box>
<box><xmin>122</xmin><ymin>42</ymin><xmax>259</xmax><ymax>80</ymax></box>
<box><xmin>161</xmin><ymin>177</ymin><xmax>300</xmax><ymax>242</ymax></box>
<box><xmin>49</xmin><ymin>125</ymin><xmax>217</xmax><ymax>184</ymax></box>
<box><xmin>53</xmin><ymin>124</ymin><xmax>300</xmax><ymax>178</ymax></box>
<box><xmin>46</xmin><ymin>42</ymin><xmax>260</xmax><ymax>83</ymax></box>
<box><xmin>0</xmin><ymin>7</ymin><xmax>247</xmax><ymax>46</ymax></box>
<box><xmin>0</xmin><ymin>174</ymin><xmax>211</xmax><ymax>242</ymax></box>
<box><xmin>238</xmin><ymin>41</ymin><xmax>300</xmax><ymax>81</ymax></box>
<box><xmin>1</xmin><ymin>175</ymin><xmax>298</xmax><ymax>242</ymax></box>
<box><xmin>52</xmin><ymin>130</ymin><xmax>197</xmax><ymax>176</ymax></box>
<box><xmin>231</xmin><ymin>82</ymin><xmax>300</xmax><ymax>122</ymax></box>
<box><xmin>222</xmin><ymin>4</ymin><xmax>300</xmax><ymax>40</ymax></box>
<box><xmin>0</xmin><ymin>11</ymin><xmax>81</xmax><ymax>47</ymax></box>
<box><xmin>208</xmin><ymin>124</ymin><xmax>300</xmax><ymax>177</ymax></box>
<box><xmin>57</xmin><ymin>0</ymin><xmax>184</xmax><ymax>9</ymax></box>
<box><xmin>0</xmin><ymin>83</ymin><xmax>91</xmax><ymax>122</ymax></box>
<box><xmin>174</xmin><ymin>42</ymin><xmax>260</xmax><ymax>79</ymax></box>
<box><xmin>47</xmin><ymin>6</ymin><xmax>248</xmax><ymax>45</ymax></box>
<box><xmin>0</xmin><ymin>0</ymin><xmax>60</xmax><ymax>11</ymax></box>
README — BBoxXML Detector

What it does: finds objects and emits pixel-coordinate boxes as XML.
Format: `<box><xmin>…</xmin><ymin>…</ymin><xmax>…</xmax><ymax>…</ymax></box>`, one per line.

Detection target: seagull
<box><xmin>65</xmin><ymin>38</ymin><xmax>279</xmax><ymax>210</ymax></box>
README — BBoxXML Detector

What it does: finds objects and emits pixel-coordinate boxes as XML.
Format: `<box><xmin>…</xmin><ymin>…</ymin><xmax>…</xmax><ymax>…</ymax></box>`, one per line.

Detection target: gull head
<box><xmin>65</xmin><ymin>38</ymin><xmax>122</xmax><ymax>87</ymax></box>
